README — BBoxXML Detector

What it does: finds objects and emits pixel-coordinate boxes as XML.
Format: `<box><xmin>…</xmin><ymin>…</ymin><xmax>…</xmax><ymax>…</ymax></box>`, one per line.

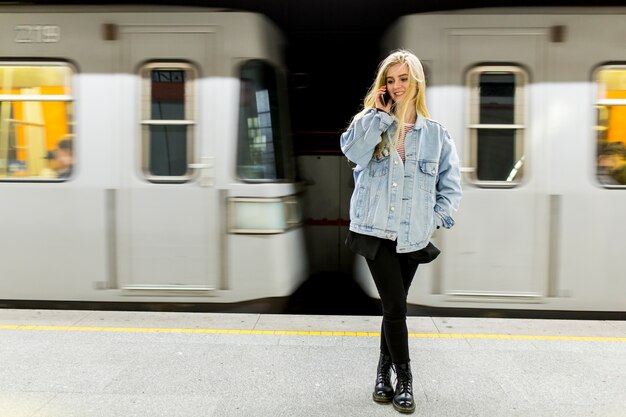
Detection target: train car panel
<box><xmin>0</xmin><ymin>188</ymin><xmax>108</xmax><ymax>299</ymax></box>
<box><xmin>116</xmin><ymin>29</ymin><xmax>220</xmax><ymax>293</ymax></box>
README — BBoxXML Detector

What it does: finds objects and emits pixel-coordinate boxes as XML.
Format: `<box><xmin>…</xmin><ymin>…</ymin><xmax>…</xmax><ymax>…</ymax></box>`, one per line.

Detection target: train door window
<box><xmin>595</xmin><ymin>65</ymin><xmax>626</xmax><ymax>187</ymax></box>
<box><xmin>0</xmin><ymin>63</ymin><xmax>74</xmax><ymax>181</ymax></box>
<box><xmin>467</xmin><ymin>66</ymin><xmax>527</xmax><ymax>186</ymax></box>
<box><xmin>237</xmin><ymin>60</ymin><xmax>293</xmax><ymax>181</ymax></box>
<box><xmin>140</xmin><ymin>63</ymin><xmax>196</xmax><ymax>181</ymax></box>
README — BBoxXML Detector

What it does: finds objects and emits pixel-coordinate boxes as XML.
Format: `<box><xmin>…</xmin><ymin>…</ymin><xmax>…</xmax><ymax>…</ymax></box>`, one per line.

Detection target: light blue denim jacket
<box><xmin>340</xmin><ymin>108</ymin><xmax>462</xmax><ymax>253</ymax></box>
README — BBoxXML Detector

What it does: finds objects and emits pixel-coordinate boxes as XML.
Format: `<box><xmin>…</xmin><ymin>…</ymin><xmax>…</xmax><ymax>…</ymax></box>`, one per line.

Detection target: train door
<box><xmin>440</xmin><ymin>30</ymin><xmax>550</xmax><ymax>303</ymax></box>
<box><xmin>117</xmin><ymin>28</ymin><xmax>220</xmax><ymax>293</ymax></box>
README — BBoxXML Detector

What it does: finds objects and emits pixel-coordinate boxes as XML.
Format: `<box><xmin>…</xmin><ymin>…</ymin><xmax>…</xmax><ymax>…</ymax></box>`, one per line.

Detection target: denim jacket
<box><xmin>340</xmin><ymin>108</ymin><xmax>462</xmax><ymax>253</ymax></box>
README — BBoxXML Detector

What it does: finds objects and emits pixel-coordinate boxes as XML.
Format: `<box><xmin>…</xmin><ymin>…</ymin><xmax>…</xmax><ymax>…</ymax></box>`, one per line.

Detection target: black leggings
<box><xmin>366</xmin><ymin>239</ymin><xmax>418</xmax><ymax>364</ymax></box>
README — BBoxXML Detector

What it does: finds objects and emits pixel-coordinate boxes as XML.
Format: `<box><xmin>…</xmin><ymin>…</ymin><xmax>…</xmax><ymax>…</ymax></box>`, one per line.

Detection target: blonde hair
<box><xmin>350</xmin><ymin>49</ymin><xmax>429</xmax><ymax>151</ymax></box>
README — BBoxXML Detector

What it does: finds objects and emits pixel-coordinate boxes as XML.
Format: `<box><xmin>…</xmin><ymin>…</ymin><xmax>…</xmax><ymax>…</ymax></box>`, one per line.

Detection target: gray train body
<box><xmin>0</xmin><ymin>6</ymin><xmax>306</xmax><ymax>305</ymax></box>
<box><xmin>303</xmin><ymin>8</ymin><xmax>626</xmax><ymax>313</ymax></box>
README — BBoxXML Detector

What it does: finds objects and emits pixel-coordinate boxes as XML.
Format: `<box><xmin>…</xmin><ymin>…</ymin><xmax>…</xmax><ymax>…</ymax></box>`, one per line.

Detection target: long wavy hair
<box><xmin>350</xmin><ymin>49</ymin><xmax>430</xmax><ymax>151</ymax></box>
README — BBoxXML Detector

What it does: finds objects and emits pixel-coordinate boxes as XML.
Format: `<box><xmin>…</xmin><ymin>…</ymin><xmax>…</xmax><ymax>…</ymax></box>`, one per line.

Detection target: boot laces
<box><xmin>376</xmin><ymin>356</ymin><xmax>392</xmax><ymax>383</ymax></box>
<box><xmin>394</xmin><ymin>365</ymin><xmax>413</xmax><ymax>394</ymax></box>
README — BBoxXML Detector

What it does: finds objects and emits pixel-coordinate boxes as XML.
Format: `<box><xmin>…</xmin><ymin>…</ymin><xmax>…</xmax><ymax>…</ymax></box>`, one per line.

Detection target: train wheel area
<box><xmin>1</xmin><ymin>308</ymin><xmax>625</xmax><ymax>416</ymax></box>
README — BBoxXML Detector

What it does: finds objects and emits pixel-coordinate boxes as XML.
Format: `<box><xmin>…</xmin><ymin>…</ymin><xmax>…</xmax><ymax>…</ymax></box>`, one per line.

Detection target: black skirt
<box><xmin>345</xmin><ymin>230</ymin><xmax>440</xmax><ymax>264</ymax></box>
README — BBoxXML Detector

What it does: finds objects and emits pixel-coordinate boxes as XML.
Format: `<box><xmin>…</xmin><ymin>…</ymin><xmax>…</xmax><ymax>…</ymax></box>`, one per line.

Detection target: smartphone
<box><xmin>382</xmin><ymin>91</ymin><xmax>391</xmax><ymax>105</ymax></box>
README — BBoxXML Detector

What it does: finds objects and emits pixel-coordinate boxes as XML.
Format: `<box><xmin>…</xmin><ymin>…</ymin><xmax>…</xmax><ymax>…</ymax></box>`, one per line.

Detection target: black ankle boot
<box><xmin>372</xmin><ymin>353</ymin><xmax>393</xmax><ymax>403</ymax></box>
<box><xmin>392</xmin><ymin>362</ymin><xmax>415</xmax><ymax>414</ymax></box>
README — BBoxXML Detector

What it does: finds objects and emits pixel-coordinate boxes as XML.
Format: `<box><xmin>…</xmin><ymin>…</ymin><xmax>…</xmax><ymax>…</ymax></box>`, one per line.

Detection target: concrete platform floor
<box><xmin>0</xmin><ymin>309</ymin><xmax>625</xmax><ymax>417</ymax></box>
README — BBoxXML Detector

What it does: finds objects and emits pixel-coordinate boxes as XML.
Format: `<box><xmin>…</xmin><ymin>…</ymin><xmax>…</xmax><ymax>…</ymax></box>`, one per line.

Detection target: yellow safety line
<box><xmin>0</xmin><ymin>324</ymin><xmax>624</xmax><ymax>342</ymax></box>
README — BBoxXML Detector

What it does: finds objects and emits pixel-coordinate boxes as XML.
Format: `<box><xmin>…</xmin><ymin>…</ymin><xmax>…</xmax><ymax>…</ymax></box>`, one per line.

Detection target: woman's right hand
<box><xmin>375</xmin><ymin>87</ymin><xmax>392</xmax><ymax>113</ymax></box>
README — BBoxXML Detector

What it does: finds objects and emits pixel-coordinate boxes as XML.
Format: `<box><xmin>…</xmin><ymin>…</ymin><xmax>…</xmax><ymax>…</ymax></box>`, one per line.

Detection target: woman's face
<box><xmin>385</xmin><ymin>63</ymin><xmax>416</xmax><ymax>103</ymax></box>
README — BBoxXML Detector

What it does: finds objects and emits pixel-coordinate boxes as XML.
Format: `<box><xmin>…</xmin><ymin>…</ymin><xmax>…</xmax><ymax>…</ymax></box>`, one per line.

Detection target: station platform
<box><xmin>1</xmin><ymin>309</ymin><xmax>625</xmax><ymax>417</ymax></box>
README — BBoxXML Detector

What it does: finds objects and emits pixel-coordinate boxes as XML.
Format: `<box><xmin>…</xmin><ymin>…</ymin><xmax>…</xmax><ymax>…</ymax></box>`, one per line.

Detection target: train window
<box><xmin>467</xmin><ymin>66</ymin><xmax>527</xmax><ymax>186</ymax></box>
<box><xmin>140</xmin><ymin>63</ymin><xmax>196</xmax><ymax>181</ymax></box>
<box><xmin>0</xmin><ymin>63</ymin><xmax>74</xmax><ymax>181</ymax></box>
<box><xmin>595</xmin><ymin>66</ymin><xmax>626</xmax><ymax>187</ymax></box>
<box><xmin>237</xmin><ymin>60</ymin><xmax>292</xmax><ymax>181</ymax></box>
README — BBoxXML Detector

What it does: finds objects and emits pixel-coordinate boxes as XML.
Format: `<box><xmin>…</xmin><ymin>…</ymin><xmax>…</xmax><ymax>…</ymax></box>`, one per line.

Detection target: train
<box><xmin>1</xmin><ymin>5</ymin><xmax>625</xmax><ymax>314</ymax></box>
<box><xmin>302</xmin><ymin>7</ymin><xmax>626</xmax><ymax>313</ymax></box>
<box><xmin>0</xmin><ymin>6</ymin><xmax>307</xmax><ymax>308</ymax></box>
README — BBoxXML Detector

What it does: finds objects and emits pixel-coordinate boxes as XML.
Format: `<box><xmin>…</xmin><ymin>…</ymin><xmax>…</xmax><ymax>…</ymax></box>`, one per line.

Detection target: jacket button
<box><xmin>386</xmin><ymin>233</ymin><xmax>393</xmax><ymax>239</ymax></box>
<box><xmin>392</xmin><ymin>182</ymin><xmax>397</xmax><ymax>187</ymax></box>
<box><xmin>390</xmin><ymin>207</ymin><xmax>395</xmax><ymax>211</ymax></box>
<box><xmin>431</xmin><ymin>169</ymin><xmax>436</xmax><ymax>174</ymax></box>
<box><xmin>394</xmin><ymin>161</ymin><xmax>398</xmax><ymax>165</ymax></box>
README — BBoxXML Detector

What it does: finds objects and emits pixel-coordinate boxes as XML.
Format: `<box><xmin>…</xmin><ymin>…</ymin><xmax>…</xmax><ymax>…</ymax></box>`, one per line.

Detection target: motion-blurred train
<box><xmin>2</xmin><ymin>5</ymin><xmax>625</xmax><ymax>314</ymax></box>
<box><xmin>0</xmin><ymin>6</ymin><xmax>307</xmax><ymax>307</ymax></box>
<box><xmin>301</xmin><ymin>7</ymin><xmax>626</xmax><ymax>313</ymax></box>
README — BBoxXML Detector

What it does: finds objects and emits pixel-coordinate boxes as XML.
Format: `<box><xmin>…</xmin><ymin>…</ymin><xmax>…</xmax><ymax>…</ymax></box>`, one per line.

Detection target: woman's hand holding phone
<box><xmin>375</xmin><ymin>87</ymin><xmax>392</xmax><ymax>113</ymax></box>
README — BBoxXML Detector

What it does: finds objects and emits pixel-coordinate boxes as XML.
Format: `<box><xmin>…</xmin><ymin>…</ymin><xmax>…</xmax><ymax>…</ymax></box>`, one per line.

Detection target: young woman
<box><xmin>340</xmin><ymin>50</ymin><xmax>462</xmax><ymax>414</ymax></box>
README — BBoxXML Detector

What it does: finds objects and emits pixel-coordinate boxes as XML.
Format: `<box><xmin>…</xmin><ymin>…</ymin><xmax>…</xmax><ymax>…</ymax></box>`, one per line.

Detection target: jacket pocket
<box><xmin>353</xmin><ymin>185</ymin><xmax>369</xmax><ymax>220</ymax></box>
<box><xmin>369</xmin><ymin>156</ymin><xmax>389</xmax><ymax>177</ymax></box>
<box><xmin>418</xmin><ymin>159</ymin><xmax>438</xmax><ymax>193</ymax></box>
<box><xmin>408</xmin><ymin>191</ymin><xmax>436</xmax><ymax>245</ymax></box>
